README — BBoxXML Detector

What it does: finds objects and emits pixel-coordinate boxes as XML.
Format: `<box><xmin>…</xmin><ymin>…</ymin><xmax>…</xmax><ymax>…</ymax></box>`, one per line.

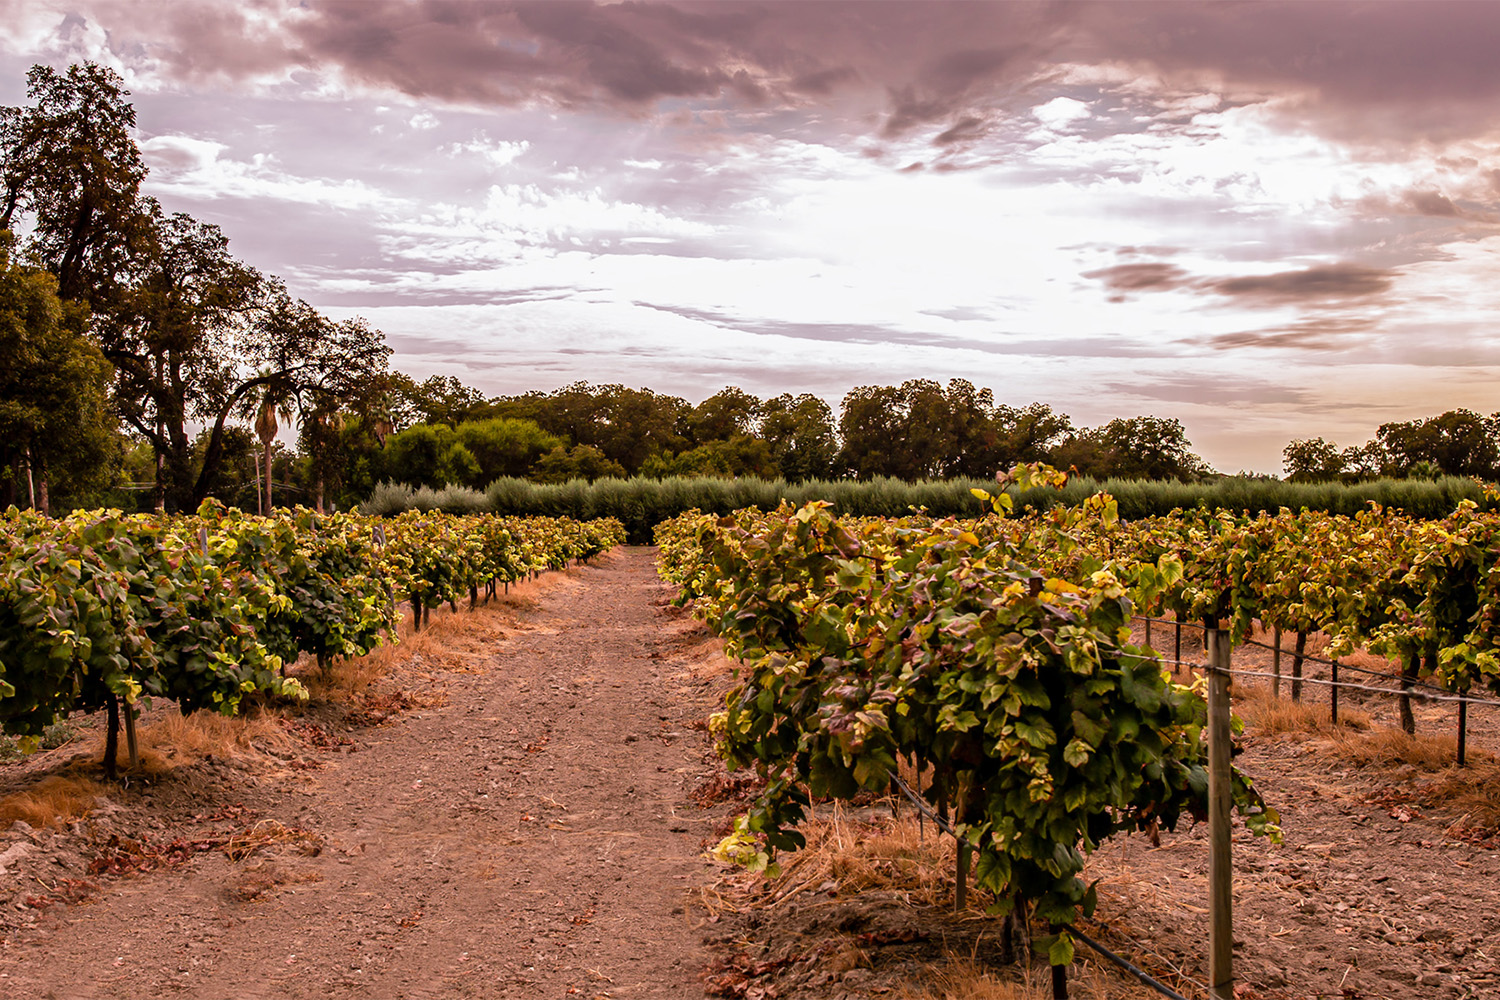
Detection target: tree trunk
<box><xmin>264</xmin><ymin>442</ymin><xmax>274</xmax><ymax>514</ymax></box>
<box><xmin>36</xmin><ymin>466</ymin><xmax>49</xmax><ymax>516</ymax></box>
<box><xmin>1398</xmin><ymin>649</ymin><xmax>1420</xmax><ymax>735</ymax></box>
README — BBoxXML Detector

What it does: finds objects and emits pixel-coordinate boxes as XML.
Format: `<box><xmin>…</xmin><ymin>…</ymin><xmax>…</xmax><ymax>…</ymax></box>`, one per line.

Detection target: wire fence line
<box><xmin>1222</xmin><ymin>667</ymin><xmax>1500</xmax><ymax>708</ymax></box>
<box><xmin>1135</xmin><ymin>615</ymin><xmax>1495</xmax><ymax>702</ymax></box>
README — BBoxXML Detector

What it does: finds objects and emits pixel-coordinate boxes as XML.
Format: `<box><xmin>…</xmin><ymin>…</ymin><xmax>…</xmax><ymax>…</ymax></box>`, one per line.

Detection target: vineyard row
<box><xmin>0</xmin><ymin>501</ymin><xmax>625</xmax><ymax>770</ymax></box>
<box><xmin>654</xmin><ymin>473</ymin><xmax>1500</xmax><ymax>969</ymax></box>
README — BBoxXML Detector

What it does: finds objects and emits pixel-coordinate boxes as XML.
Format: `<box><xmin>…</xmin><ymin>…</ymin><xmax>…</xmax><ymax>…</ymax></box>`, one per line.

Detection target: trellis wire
<box><xmin>1137</xmin><ymin>616</ymin><xmax>1465</xmax><ymax>696</ymax></box>
<box><xmin>1222</xmin><ymin>667</ymin><xmax>1500</xmax><ymax>708</ymax></box>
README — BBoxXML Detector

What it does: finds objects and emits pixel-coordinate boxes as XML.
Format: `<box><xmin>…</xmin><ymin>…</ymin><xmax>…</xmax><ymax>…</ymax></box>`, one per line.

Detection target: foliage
<box><xmin>363</xmin><ymin>472</ymin><xmax>1488</xmax><ymax>544</ymax></box>
<box><xmin>0</xmin><ymin>503</ymin><xmax>624</xmax><ymax>760</ymax></box>
<box><xmin>0</xmin><ymin>233</ymin><xmax>118</xmax><ymax>510</ymax></box>
<box><xmin>655</xmin><ymin>486</ymin><xmax>1277</xmax><ymax>939</ymax></box>
<box><xmin>1053</xmin><ymin>416</ymin><xmax>1211</xmax><ymax>482</ymax></box>
<box><xmin>529</xmin><ymin>444</ymin><xmax>627</xmax><ymax>484</ymax></box>
<box><xmin>383</xmin><ymin>423</ymin><xmax>480</xmax><ymax>490</ymax></box>
<box><xmin>455</xmin><ymin>418</ymin><xmax>562</xmax><ymax>482</ymax></box>
<box><xmin>759</xmin><ymin>392</ymin><xmax>839</xmax><ymax>482</ymax></box>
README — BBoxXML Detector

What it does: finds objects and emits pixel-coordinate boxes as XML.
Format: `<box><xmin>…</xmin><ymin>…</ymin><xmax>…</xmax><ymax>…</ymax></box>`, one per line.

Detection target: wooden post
<box><xmin>123</xmin><ymin>701</ymin><xmax>139</xmax><ymax>772</ymax></box>
<box><xmin>1207</xmin><ymin>627</ymin><xmax>1235</xmax><ymax>1000</ymax></box>
<box><xmin>1174</xmin><ymin>614</ymin><xmax>1182</xmax><ymax>664</ymax></box>
<box><xmin>1272</xmin><ymin>626</ymin><xmax>1282</xmax><ymax>698</ymax></box>
<box><xmin>1144</xmin><ymin>615</ymin><xmax>1152</xmax><ymax>648</ymax></box>
<box><xmin>1330</xmin><ymin>657</ymin><xmax>1339</xmax><ymax>726</ymax></box>
<box><xmin>1458</xmin><ymin>694</ymin><xmax>1468</xmax><ymax>768</ymax></box>
<box><xmin>955</xmin><ymin>841</ymin><xmax>970</xmax><ymax>911</ymax></box>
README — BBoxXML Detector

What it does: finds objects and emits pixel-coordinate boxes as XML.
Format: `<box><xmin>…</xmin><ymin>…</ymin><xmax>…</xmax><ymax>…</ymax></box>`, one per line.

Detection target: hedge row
<box><xmin>361</xmin><ymin>474</ymin><xmax>1488</xmax><ymax>544</ymax></box>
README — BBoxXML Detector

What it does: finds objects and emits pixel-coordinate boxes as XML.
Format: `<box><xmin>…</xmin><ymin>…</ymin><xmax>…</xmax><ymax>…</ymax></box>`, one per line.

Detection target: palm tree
<box><xmin>252</xmin><ymin>378</ymin><xmax>295</xmax><ymax>514</ymax></box>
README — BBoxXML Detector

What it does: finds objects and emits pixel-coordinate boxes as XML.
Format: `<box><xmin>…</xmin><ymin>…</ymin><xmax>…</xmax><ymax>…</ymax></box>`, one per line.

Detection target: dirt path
<box><xmin>0</xmin><ymin>547</ymin><xmax>723</xmax><ymax>1000</ymax></box>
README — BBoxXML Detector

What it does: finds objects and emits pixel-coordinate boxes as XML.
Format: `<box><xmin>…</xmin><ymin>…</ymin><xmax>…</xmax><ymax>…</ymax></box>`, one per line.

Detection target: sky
<box><xmin>4</xmin><ymin>1</ymin><xmax>1500</xmax><ymax>474</ymax></box>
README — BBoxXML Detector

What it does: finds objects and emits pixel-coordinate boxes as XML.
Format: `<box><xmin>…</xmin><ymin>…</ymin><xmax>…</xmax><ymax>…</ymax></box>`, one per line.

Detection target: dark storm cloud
<box><xmin>27</xmin><ymin>0</ymin><xmax>1500</xmax><ymax>149</ymax></box>
<box><xmin>1403</xmin><ymin>190</ymin><xmax>1462</xmax><ymax>218</ymax></box>
<box><xmin>1077</xmin><ymin>2</ymin><xmax>1500</xmax><ymax>145</ymax></box>
<box><xmin>15</xmin><ymin>1</ymin><xmax>1500</xmax><ymax>170</ymax></box>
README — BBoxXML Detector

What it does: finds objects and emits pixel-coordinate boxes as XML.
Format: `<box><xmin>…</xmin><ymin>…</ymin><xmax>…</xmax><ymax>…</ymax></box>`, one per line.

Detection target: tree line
<box><xmin>332</xmin><ymin>375</ymin><xmax>1214</xmax><ymax>506</ymax></box>
<box><xmin>1283</xmin><ymin>409</ymin><xmax>1500</xmax><ymax>483</ymax></box>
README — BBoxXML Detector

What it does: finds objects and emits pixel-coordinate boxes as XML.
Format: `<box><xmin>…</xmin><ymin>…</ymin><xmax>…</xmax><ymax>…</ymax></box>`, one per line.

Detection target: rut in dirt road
<box><xmin>0</xmin><ymin>547</ymin><xmax>723</xmax><ymax>1000</ymax></box>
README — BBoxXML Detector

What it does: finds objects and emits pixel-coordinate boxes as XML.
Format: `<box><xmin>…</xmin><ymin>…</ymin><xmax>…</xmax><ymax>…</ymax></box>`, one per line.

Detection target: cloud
<box><xmin>1033</xmin><ymin>96</ymin><xmax>1090</xmax><ymax>129</ymax></box>
<box><xmin>141</xmin><ymin>133</ymin><xmax>401</xmax><ymax>211</ymax></box>
<box><xmin>1207</xmin><ymin>264</ymin><xmax>1394</xmax><ymax>307</ymax></box>
<box><xmin>1101</xmin><ymin>373</ymin><xmax>1313</xmax><ymax>408</ymax></box>
<box><xmin>1084</xmin><ymin>259</ymin><xmax>1395</xmax><ymax>309</ymax></box>
<box><xmin>1081</xmin><ymin>262</ymin><xmax>1190</xmax><ymax>298</ymax></box>
<box><xmin>1197</xmin><ymin>316</ymin><xmax>1379</xmax><ymax>352</ymax></box>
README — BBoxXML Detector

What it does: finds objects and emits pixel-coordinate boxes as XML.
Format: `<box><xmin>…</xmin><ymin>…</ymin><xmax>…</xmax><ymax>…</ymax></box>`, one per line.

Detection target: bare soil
<box><xmin>1</xmin><ymin>550</ymin><xmax>1497</xmax><ymax>1000</ymax></box>
<box><xmin>0</xmin><ymin>547</ymin><xmax>730</xmax><ymax>999</ymax></box>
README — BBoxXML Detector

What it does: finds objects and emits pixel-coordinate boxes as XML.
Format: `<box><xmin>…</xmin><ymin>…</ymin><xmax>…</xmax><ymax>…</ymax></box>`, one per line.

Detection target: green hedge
<box><xmin>362</xmin><ymin>475</ymin><xmax>1489</xmax><ymax>544</ymax></box>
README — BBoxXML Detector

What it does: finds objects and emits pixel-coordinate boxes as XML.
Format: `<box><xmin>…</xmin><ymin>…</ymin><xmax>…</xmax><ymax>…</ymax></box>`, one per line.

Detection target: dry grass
<box><xmin>0</xmin><ymin>773</ymin><xmax>106</xmax><ymax>828</ymax></box>
<box><xmin>1233</xmin><ymin>680</ymin><xmax>1371</xmax><ymax>735</ymax></box>
<box><xmin>1324</xmin><ymin>727</ymin><xmax>1500</xmax><ymax>833</ymax></box>
<box><xmin>899</xmin><ymin>954</ymin><xmax>1159</xmax><ymax>1000</ymax></box>
<box><xmin>134</xmin><ymin>710</ymin><xmax>297</xmax><ymax>768</ymax></box>
<box><xmin>1330</xmin><ymin>726</ymin><xmax>1472</xmax><ymax>770</ymax></box>
<box><xmin>900</xmin><ymin>959</ymin><xmax>1049</xmax><ymax>1000</ymax></box>
<box><xmin>749</xmin><ymin>804</ymin><xmax>962</xmax><ymax>912</ymax></box>
<box><xmin>310</xmin><ymin>590</ymin><xmax>532</xmax><ymax>691</ymax></box>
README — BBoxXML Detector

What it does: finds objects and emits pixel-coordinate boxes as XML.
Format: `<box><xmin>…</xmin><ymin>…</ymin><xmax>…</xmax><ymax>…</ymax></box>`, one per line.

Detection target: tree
<box><xmin>839</xmin><ymin>383</ymin><xmax>915</xmax><ymax>479</ymax></box>
<box><xmin>529</xmin><ymin>444</ymin><xmax>627</xmax><ymax>484</ymax></box>
<box><xmin>1282</xmin><ymin>437</ymin><xmax>1345</xmax><ymax>483</ymax></box>
<box><xmin>838</xmin><ymin>379</ymin><xmax>1002</xmax><ymax>480</ymax></box>
<box><xmin>1376</xmin><ymin>409</ymin><xmax>1499</xmax><ymax>479</ymax></box>
<box><xmin>686</xmin><ymin>387</ymin><xmax>761</xmax><ymax>444</ymax></box>
<box><xmin>992</xmin><ymin>402</ymin><xmax>1072</xmax><ymax>465</ymax></box>
<box><xmin>640</xmin><ymin>436</ymin><xmax>776</xmax><ymax>479</ymax></box>
<box><xmin>407</xmin><ymin>374</ymin><xmax>488</xmax><ymax>427</ymax></box>
<box><xmin>383</xmin><ymin>423</ymin><xmax>479</xmax><ymax>489</ymax></box>
<box><xmin>492</xmin><ymin>382</ymin><xmax>689</xmax><ymax>475</ymax></box>
<box><xmin>1055</xmin><ymin>416</ymin><xmax>1210</xmax><ymax>481</ymax></box>
<box><xmin>4</xmin><ymin>62</ymin><xmax>391</xmax><ymax>512</ymax></box>
<box><xmin>0</xmin><ymin>233</ymin><xmax>117</xmax><ymax>512</ymax></box>
<box><xmin>455</xmin><ymin>418</ymin><xmax>563</xmax><ymax>484</ymax></box>
<box><xmin>760</xmin><ymin>393</ymin><xmax>838</xmax><ymax>481</ymax></box>
<box><xmin>1</xmin><ymin>63</ymin><xmax>148</xmax><ymax>305</ymax></box>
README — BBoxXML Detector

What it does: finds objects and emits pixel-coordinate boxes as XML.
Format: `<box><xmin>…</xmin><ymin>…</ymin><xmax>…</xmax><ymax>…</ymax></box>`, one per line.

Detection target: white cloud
<box><xmin>1033</xmin><ymin>96</ymin><xmax>1092</xmax><ymax>128</ymax></box>
<box><xmin>141</xmin><ymin>133</ymin><xmax>402</xmax><ymax>211</ymax></box>
<box><xmin>445</xmin><ymin>134</ymin><xmax>531</xmax><ymax>169</ymax></box>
